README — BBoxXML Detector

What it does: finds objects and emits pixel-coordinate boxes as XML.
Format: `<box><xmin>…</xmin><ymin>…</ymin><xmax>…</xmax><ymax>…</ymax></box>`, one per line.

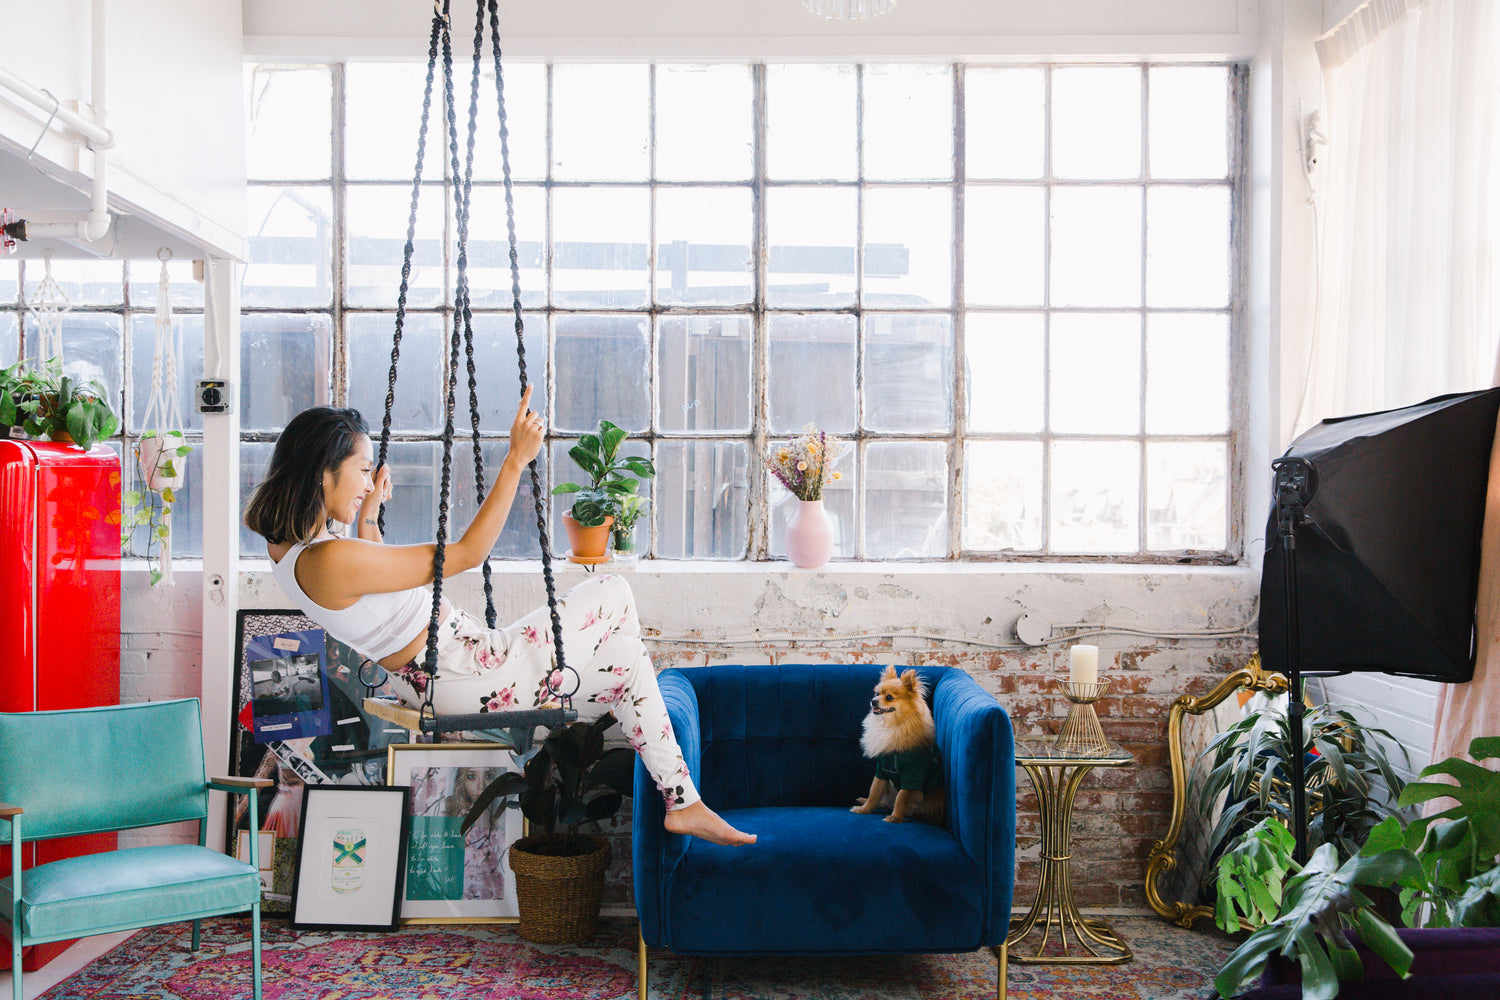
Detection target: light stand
<box><xmin>1272</xmin><ymin>456</ymin><xmax>1317</xmax><ymax>866</ymax></box>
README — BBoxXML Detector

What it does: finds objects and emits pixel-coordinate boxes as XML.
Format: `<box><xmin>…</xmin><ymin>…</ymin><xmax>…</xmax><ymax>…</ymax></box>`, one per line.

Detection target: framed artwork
<box><xmin>289</xmin><ymin>784</ymin><xmax>410</xmax><ymax>932</ymax></box>
<box><xmin>229</xmin><ymin>609</ymin><xmax>412</xmax><ymax>912</ymax></box>
<box><xmin>386</xmin><ymin>742</ymin><xmax>524</xmax><ymax>923</ymax></box>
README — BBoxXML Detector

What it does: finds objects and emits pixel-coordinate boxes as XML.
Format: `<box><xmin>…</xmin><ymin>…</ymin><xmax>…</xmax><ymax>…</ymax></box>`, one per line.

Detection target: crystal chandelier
<box><xmin>802</xmin><ymin>0</ymin><xmax>898</xmax><ymax>20</ymax></box>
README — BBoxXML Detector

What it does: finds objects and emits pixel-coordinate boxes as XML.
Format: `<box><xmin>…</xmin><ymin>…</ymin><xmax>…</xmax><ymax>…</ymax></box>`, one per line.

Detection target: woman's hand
<box><xmin>506</xmin><ymin>384</ymin><xmax>545</xmax><ymax>469</ymax></box>
<box><xmin>357</xmin><ymin>465</ymin><xmax>393</xmax><ymax>541</ymax></box>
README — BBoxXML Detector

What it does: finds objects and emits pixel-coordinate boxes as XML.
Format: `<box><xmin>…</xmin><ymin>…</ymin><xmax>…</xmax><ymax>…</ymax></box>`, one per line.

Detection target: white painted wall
<box><xmin>0</xmin><ymin>0</ymin><xmax>246</xmax><ymax>258</ymax></box>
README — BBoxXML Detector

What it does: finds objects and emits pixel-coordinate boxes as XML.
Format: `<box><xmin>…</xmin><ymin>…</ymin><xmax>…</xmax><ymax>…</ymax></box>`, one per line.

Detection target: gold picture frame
<box><xmin>386</xmin><ymin>742</ymin><xmax>524</xmax><ymax>925</ymax></box>
<box><xmin>1144</xmin><ymin>654</ymin><xmax>1287</xmax><ymax>929</ymax></box>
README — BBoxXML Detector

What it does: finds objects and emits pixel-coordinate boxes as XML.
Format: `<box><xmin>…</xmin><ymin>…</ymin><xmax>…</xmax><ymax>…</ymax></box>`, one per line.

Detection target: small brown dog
<box><xmin>851</xmin><ymin>666</ymin><xmax>945</xmax><ymax>824</ymax></box>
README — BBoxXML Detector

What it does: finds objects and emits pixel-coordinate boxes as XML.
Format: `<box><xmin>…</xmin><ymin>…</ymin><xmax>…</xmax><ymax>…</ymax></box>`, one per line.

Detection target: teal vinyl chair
<box><xmin>0</xmin><ymin>699</ymin><xmax>272</xmax><ymax>1000</ymax></box>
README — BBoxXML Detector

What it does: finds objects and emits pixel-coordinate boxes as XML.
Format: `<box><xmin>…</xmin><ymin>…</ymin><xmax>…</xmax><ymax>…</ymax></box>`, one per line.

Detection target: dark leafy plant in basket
<box><xmin>462</xmin><ymin>712</ymin><xmax>636</xmax><ymax>856</ymax></box>
<box><xmin>1197</xmin><ymin>700</ymin><xmax>1409</xmax><ymax>868</ymax></box>
<box><xmin>1213</xmin><ymin>736</ymin><xmax>1500</xmax><ymax>1000</ymax></box>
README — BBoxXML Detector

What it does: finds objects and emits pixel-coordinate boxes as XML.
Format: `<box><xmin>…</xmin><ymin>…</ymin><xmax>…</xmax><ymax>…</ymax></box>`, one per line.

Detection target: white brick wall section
<box><xmin>1315</xmin><ymin>674</ymin><xmax>1440</xmax><ymax>781</ymax></box>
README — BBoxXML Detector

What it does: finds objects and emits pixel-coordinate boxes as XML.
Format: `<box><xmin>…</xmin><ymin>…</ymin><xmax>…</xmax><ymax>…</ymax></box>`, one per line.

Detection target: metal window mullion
<box><xmin>1228</xmin><ymin>61</ymin><xmax>1249</xmax><ymax>561</ymax></box>
<box><xmin>854</xmin><ymin>62</ymin><xmax>867</xmax><ymax>561</ymax></box>
<box><xmin>1137</xmin><ymin>63</ymin><xmax>1150</xmax><ymax>556</ymax></box>
<box><xmin>950</xmin><ymin>63</ymin><xmax>966</xmax><ymax>560</ymax></box>
<box><xmin>750</xmin><ymin>62</ymin><xmax>770</xmax><ymax>561</ymax></box>
<box><xmin>544</xmin><ymin>62</ymin><xmax>559</xmax><ymax>546</ymax></box>
<box><xmin>331</xmin><ymin>62</ymin><xmax>348</xmax><ymax>406</ymax></box>
<box><xmin>1040</xmin><ymin>63</ymin><xmax>1055</xmax><ymax>556</ymax></box>
<box><xmin>648</xmin><ymin>63</ymin><xmax>660</xmax><ymax>558</ymax></box>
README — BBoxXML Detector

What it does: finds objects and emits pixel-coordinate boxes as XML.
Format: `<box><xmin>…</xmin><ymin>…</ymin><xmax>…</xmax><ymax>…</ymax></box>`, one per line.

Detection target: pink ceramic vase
<box><xmin>785</xmin><ymin>499</ymin><xmax>834</xmax><ymax>569</ymax></box>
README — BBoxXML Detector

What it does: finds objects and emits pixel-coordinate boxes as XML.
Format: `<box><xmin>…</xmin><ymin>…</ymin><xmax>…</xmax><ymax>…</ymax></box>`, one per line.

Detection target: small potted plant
<box><xmin>0</xmin><ymin>358</ymin><xmax>117</xmax><ymax>452</ymax></box>
<box><xmin>610</xmin><ymin>493</ymin><xmax>650</xmax><ymax>561</ymax></box>
<box><xmin>551</xmin><ymin>419</ymin><xmax>655</xmax><ymax>564</ymax></box>
<box><xmin>462</xmin><ymin>713</ymin><xmax>635</xmax><ymax>944</ymax></box>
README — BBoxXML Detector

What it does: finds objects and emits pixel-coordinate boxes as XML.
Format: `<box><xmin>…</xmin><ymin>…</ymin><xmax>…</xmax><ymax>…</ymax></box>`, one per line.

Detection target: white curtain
<box><xmin>1291</xmin><ymin>0</ymin><xmax>1499</xmax><ymax>439</ymax></box>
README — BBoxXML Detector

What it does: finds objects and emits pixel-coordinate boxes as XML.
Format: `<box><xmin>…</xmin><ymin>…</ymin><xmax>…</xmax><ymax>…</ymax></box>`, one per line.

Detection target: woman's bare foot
<box><xmin>663</xmin><ymin>801</ymin><xmax>757</xmax><ymax>846</ymax></box>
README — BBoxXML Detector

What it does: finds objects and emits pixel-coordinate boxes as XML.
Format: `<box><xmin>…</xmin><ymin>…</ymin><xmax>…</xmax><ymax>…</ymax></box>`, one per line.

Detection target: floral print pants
<box><xmin>385</xmin><ymin>574</ymin><xmax>699</xmax><ymax>813</ymax></box>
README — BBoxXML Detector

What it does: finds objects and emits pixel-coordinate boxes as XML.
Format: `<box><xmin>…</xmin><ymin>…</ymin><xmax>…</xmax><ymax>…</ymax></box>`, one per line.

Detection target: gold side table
<box><xmin>1006</xmin><ymin>740</ymin><xmax>1135</xmax><ymax>964</ymax></box>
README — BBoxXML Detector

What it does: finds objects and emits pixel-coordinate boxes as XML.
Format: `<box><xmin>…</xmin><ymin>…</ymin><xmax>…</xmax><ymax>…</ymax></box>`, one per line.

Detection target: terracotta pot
<box><xmin>562</xmin><ymin>511</ymin><xmax>614</xmax><ymax>562</ymax></box>
<box><xmin>785</xmin><ymin>499</ymin><xmax>834</xmax><ymax>569</ymax></box>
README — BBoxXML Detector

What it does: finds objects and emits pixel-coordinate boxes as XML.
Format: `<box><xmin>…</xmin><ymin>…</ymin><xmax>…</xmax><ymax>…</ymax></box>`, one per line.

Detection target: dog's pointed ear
<box><xmin>881</xmin><ymin>665</ymin><xmax>898</xmax><ymax>682</ymax></box>
<box><xmin>899</xmin><ymin>668</ymin><xmax>919</xmax><ymax>690</ymax></box>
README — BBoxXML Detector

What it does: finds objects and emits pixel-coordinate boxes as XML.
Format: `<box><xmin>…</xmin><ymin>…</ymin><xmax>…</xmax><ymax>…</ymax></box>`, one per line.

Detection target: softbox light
<box><xmin>1260</xmin><ymin>387</ymin><xmax>1500</xmax><ymax>682</ymax></box>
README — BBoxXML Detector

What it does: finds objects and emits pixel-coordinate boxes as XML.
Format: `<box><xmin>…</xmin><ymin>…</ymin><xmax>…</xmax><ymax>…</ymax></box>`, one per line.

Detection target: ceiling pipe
<box><xmin>0</xmin><ymin>0</ymin><xmax>113</xmax><ymax>244</ymax></box>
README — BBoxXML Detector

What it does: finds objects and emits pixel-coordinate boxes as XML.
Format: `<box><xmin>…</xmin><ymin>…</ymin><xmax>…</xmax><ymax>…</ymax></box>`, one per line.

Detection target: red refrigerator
<box><xmin>0</xmin><ymin>439</ymin><xmax>121</xmax><ymax>972</ymax></box>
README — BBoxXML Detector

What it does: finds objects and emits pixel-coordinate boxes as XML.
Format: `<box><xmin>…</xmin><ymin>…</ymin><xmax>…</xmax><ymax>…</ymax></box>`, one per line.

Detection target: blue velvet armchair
<box><xmin>0</xmin><ymin>699</ymin><xmax>271</xmax><ymax>1000</ymax></box>
<box><xmin>634</xmin><ymin>663</ymin><xmax>1016</xmax><ymax>1000</ymax></box>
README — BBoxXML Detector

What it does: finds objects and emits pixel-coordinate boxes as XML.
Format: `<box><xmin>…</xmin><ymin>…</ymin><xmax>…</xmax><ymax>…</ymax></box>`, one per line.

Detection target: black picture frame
<box><xmin>288</xmin><ymin>784</ymin><xmax>411</xmax><ymax>932</ymax></box>
<box><xmin>229</xmin><ymin>609</ymin><xmax>412</xmax><ymax>912</ymax></box>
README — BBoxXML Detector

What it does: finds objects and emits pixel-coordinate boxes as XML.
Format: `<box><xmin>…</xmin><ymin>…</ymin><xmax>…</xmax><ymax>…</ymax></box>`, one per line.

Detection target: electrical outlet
<box><xmin>196</xmin><ymin>378</ymin><xmax>234</xmax><ymax>414</ymax></box>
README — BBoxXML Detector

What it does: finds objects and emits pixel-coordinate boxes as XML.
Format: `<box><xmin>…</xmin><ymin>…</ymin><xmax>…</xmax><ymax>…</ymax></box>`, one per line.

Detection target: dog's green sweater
<box><xmin>875</xmin><ymin>745</ymin><xmax>943</xmax><ymax>791</ymax></box>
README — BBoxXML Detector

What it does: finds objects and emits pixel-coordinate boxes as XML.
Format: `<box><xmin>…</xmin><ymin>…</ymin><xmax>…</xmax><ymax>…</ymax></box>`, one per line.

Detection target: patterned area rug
<box><xmin>38</xmin><ymin>914</ymin><xmax>1236</xmax><ymax>1000</ymax></box>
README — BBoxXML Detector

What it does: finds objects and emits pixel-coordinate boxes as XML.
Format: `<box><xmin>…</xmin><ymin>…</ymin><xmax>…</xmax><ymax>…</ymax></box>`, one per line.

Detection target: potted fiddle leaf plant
<box><xmin>551</xmin><ymin>419</ymin><xmax>655</xmax><ymax>564</ymax></box>
<box><xmin>462</xmin><ymin>712</ymin><xmax>635</xmax><ymax>944</ymax></box>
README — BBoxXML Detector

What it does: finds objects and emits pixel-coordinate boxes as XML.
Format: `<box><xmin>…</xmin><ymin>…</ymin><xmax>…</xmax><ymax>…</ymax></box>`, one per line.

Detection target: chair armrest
<box><xmin>633</xmin><ymin>670</ymin><xmax>702</xmax><ymax>945</ymax></box>
<box><xmin>933</xmin><ymin>670</ymin><xmax>1016</xmax><ymax>941</ymax></box>
<box><xmin>208</xmin><ymin>777</ymin><xmax>274</xmax><ymax>794</ymax></box>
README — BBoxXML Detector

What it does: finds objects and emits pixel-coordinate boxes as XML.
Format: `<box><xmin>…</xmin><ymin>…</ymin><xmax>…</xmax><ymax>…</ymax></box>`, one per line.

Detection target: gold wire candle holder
<box><xmin>1053</xmin><ymin>680</ymin><xmax>1111</xmax><ymax>756</ymax></box>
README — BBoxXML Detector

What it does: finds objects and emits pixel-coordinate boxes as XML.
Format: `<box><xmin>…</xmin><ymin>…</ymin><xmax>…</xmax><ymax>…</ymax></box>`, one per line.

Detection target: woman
<box><xmin>243</xmin><ymin>388</ymin><xmax>754</xmax><ymax>847</ymax></box>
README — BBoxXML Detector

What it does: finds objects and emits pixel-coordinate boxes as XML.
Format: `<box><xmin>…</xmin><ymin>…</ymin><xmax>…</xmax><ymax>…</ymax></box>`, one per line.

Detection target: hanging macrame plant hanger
<box><xmin>135</xmin><ymin>249</ymin><xmax>189</xmax><ymax>586</ymax></box>
<box><xmin>362</xmin><ymin>0</ymin><xmax>577</xmax><ymax>745</ymax></box>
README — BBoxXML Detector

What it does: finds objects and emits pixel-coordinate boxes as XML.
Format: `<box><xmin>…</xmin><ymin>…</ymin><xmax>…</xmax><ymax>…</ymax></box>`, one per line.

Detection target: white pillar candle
<box><xmin>1069</xmin><ymin>644</ymin><xmax>1099</xmax><ymax>686</ymax></box>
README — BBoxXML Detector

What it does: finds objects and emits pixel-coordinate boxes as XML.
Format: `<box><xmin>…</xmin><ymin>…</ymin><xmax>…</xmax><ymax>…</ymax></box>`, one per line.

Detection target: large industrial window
<box><xmin>1</xmin><ymin>59</ymin><xmax>1243</xmax><ymax>564</ymax></box>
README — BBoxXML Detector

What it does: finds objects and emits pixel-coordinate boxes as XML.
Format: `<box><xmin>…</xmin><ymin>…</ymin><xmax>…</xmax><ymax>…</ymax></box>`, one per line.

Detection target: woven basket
<box><xmin>507</xmin><ymin>833</ymin><xmax>611</xmax><ymax>944</ymax></box>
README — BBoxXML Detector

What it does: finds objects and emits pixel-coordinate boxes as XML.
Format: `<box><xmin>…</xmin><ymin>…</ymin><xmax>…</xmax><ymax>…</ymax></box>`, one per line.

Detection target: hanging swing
<box><xmin>362</xmin><ymin>0</ymin><xmax>576</xmax><ymax>743</ymax></box>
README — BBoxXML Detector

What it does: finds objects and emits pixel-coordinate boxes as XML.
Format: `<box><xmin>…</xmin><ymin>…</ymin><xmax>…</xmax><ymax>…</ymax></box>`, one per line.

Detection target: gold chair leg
<box><xmin>638</xmin><ymin>927</ymin><xmax>648</xmax><ymax>1000</ymax></box>
<box><xmin>996</xmin><ymin>939</ymin><xmax>1008</xmax><ymax>1000</ymax></box>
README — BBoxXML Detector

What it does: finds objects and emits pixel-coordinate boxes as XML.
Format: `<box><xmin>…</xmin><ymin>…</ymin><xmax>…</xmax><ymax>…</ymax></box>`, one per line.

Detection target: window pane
<box><xmin>863</xmin><ymin>65</ymin><xmax>953</xmax><ymax>181</ymax></box>
<box><xmin>656</xmin><ymin>187</ymin><xmax>753</xmax><ymax>307</ymax></box>
<box><xmin>471</xmin><ymin>62</ymin><xmax>547</xmax><ymax>182</ymax></box>
<box><xmin>657</xmin><ymin>65</ymin><xmax>752</xmax><ymax>181</ymax></box>
<box><xmin>346</xmin><ymin>311</ymin><xmax>445</xmax><ymax>435</ymax></box>
<box><xmin>964</xmin><ymin>440</ymin><xmax>1043</xmax><ymax>551</ymax></box>
<box><xmin>365</xmin><ymin>440</ymin><xmax>489</xmax><ymax>548</ymax></box>
<box><xmin>1052</xmin><ymin>67</ymin><xmax>1141</xmax><ymax>180</ymax></box>
<box><xmin>964</xmin><ymin>185</ymin><xmax>1044</xmax><ymax>307</ymax></box>
<box><xmin>966</xmin><ymin>312</ymin><xmax>1043</xmax><ymax>433</ymax></box>
<box><xmin>1147</xmin><ymin>186</ymin><xmax>1230</xmax><ymax>308</ymax></box>
<box><xmin>467</xmin><ymin>311</ymin><xmax>549</xmax><ymax>434</ymax></box>
<box><xmin>966</xmin><ymin>68</ymin><xmax>1044</xmax><ymax>179</ymax></box>
<box><xmin>1149</xmin><ymin>66</ymin><xmax>1229</xmax><ymax>180</ymax></box>
<box><xmin>769</xmin><ymin>444</ymin><xmax>855</xmax><ymax>559</ymax></box>
<box><xmin>863</xmin><ymin>186</ymin><xmax>952</xmax><ymax>308</ymax></box>
<box><xmin>27</xmin><ymin>314</ymin><xmax>121</xmax><ymax>413</ymax></box>
<box><xmin>129</xmin><ymin>313</ymin><xmax>204</xmax><ymax>432</ymax></box>
<box><xmin>346</xmin><ymin>63</ymin><xmax>441</xmax><ymax>183</ymax></box>
<box><xmin>767</xmin><ymin>187</ymin><xmax>857</xmax><ymax>308</ymax></box>
<box><xmin>767</xmin><ymin>64</ymin><xmax>857</xmax><ymax>180</ymax></box>
<box><xmin>553</xmin><ymin>187</ymin><xmax>649</xmax><ymax>309</ymax></box>
<box><xmin>866</xmin><ymin>314</ymin><xmax>953</xmax><ymax>434</ymax></box>
<box><xmin>768</xmin><ymin>314</ymin><xmax>857</xmax><ymax>435</ymax></box>
<box><xmin>1050</xmin><ymin>440</ymin><xmax>1139</xmax><ymax>553</ymax></box>
<box><xmin>1</xmin><ymin>312</ymin><xmax>16</xmax><ymax>367</ymax></box>
<box><xmin>449</xmin><ymin>439</ymin><xmax>544</xmax><ymax>559</ymax></box>
<box><xmin>128</xmin><ymin>258</ymin><xmax>205</xmax><ymax>310</ymax></box>
<box><xmin>244</xmin><ymin>186</ymin><xmax>334</xmax><ymax>308</ymax></box>
<box><xmin>553</xmin><ymin>65</ymin><xmax>648</xmax><ymax>181</ymax></box>
<box><xmin>240</xmin><ymin>313</ymin><xmax>331</xmax><ymax>432</ymax></box>
<box><xmin>1146</xmin><ymin>313</ymin><xmax>1228</xmax><ymax>434</ymax></box>
<box><xmin>0</xmin><ymin>259</ymin><xmax>18</xmax><ymax>304</ymax></box>
<box><xmin>240</xmin><ymin>441</ymin><xmax>274</xmax><ymax>554</ymax></box>
<box><xmin>245</xmin><ymin>65</ymin><xmax>331</xmax><ymax>181</ymax></box>
<box><xmin>866</xmin><ymin>441</ymin><xmax>948</xmax><ymax>558</ymax></box>
<box><xmin>464</xmin><ymin>185</ymin><xmax>546</xmax><ymax>310</ymax></box>
<box><xmin>346</xmin><ymin>184</ymin><xmax>445</xmax><ymax>309</ymax></box>
<box><xmin>554</xmin><ymin>314</ymin><xmax>648</xmax><ymax>433</ymax></box>
<box><xmin>655</xmin><ymin>440</ymin><xmax>748</xmax><ymax>559</ymax></box>
<box><xmin>658</xmin><ymin>316</ymin><xmax>751</xmax><ymax>433</ymax></box>
<box><xmin>1147</xmin><ymin>441</ymin><xmax>1227</xmax><ymax>552</ymax></box>
<box><xmin>1049</xmin><ymin>313</ymin><xmax>1141</xmax><ymax>435</ymax></box>
<box><xmin>1050</xmin><ymin>186</ymin><xmax>1141</xmax><ymax>308</ymax></box>
<box><xmin>23</xmin><ymin>259</ymin><xmax>123</xmax><ymax>307</ymax></box>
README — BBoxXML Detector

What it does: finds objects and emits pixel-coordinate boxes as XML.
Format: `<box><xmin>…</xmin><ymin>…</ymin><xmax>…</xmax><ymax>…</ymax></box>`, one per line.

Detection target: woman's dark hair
<box><xmin>244</xmin><ymin>407</ymin><xmax>370</xmax><ymax>545</ymax></box>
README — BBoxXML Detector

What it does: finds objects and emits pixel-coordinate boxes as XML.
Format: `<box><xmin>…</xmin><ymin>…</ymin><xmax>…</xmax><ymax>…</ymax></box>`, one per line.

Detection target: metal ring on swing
<box><xmin>357</xmin><ymin>657</ymin><xmax>387</xmax><ymax>694</ymax></box>
<box><xmin>158</xmin><ymin>247</ymin><xmax>172</xmax><ymax>262</ymax></box>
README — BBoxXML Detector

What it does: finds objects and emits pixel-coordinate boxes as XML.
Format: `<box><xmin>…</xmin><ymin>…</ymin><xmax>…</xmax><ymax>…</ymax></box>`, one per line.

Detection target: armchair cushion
<box><xmin>634</xmin><ymin>664</ymin><xmax>1015</xmax><ymax>956</ymax></box>
<box><xmin>2</xmin><ymin>844</ymin><xmax>260</xmax><ymax>941</ymax></box>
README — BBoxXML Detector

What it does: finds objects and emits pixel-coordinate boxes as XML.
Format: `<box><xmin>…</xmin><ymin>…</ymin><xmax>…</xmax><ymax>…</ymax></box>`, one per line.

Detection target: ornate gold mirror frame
<box><xmin>1144</xmin><ymin>654</ymin><xmax>1288</xmax><ymax>928</ymax></box>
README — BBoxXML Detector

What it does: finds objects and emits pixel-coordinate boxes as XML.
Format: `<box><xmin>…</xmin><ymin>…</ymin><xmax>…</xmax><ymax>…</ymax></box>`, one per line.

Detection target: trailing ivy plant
<box><xmin>122</xmin><ymin>430</ymin><xmax>195</xmax><ymax>585</ymax></box>
<box><xmin>0</xmin><ymin>358</ymin><xmax>118</xmax><ymax>452</ymax></box>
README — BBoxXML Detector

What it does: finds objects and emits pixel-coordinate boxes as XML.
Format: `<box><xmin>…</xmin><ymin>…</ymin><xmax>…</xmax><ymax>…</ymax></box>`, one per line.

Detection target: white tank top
<box><xmin>270</xmin><ymin>539</ymin><xmax>435</xmax><ymax>661</ymax></box>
